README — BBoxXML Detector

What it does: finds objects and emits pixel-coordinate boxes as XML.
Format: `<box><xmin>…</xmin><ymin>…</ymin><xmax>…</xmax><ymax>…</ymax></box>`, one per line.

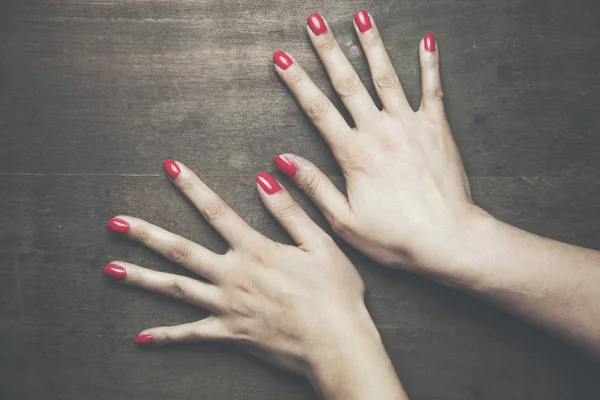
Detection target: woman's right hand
<box><xmin>105</xmin><ymin>160</ymin><xmax>407</xmax><ymax>399</ymax></box>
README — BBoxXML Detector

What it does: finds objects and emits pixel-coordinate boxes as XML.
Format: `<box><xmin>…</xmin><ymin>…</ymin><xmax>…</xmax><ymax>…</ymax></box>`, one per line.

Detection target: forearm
<box><xmin>307</xmin><ymin>307</ymin><xmax>408</xmax><ymax>400</ymax></box>
<box><xmin>429</xmin><ymin>211</ymin><xmax>600</xmax><ymax>355</ymax></box>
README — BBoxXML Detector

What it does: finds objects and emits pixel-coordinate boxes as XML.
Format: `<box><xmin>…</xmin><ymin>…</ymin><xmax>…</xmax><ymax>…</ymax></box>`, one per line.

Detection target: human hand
<box><xmin>272</xmin><ymin>11</ymin><xmax>488</xmax><ymax>280</ymax></box>
<box><xmin>104</xmin><ymin>160</ymin><xmax>374</xmax><ymax>377</ymax></box>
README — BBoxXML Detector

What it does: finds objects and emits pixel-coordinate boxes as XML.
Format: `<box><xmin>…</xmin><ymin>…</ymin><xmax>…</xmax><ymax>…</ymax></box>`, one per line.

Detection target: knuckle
<box><xmin>305</xmin><ymin>96</ymin><xmax>330</xmax><ymax>122</ymax></box>
<box><xmin>125</xmin><ymin>266</ymin><xmax>141</xmax><ymax>284</ymax></box>
<box><xmin>274</xmin><ymin>200</ymin><xmax>302</xmax><ymax>219</ymax></box>
<box><xmin>201</xmin><ymin>199</ymin><xmax>228</xmax><ymax>222</ymax></box>
<box><xmin>176</xmin><ymin>175</ymin><xmax>196</xmax><ymax>193</ymax></box>
<box><xmin>168</xmin><ymin>279</ymin><xmax>186</xmax><ymax>300</ymax></box>
<box><xmin>131</xmin><ymin>226</ymin><xmax>148</xmax><ymax>243</ymax></box>
<box><xmin>298</xmin><ymin>172</ymin><xmax>321</xmax><ymax>201</ymax></box>
<box><xmin>317</xmin><ymin>38</ymin><xmax>337</xmax><ymax>53</ymax></box>
<box><xmin>229</xmin><ymin>300</ymin><xmax>253</xmax><ymax>318</ymax></box>
<box><xmin>375</xmin><ymin>73</ymin><xmax>399</xmax><ymax>90</ymax></box>
<box><xmin>363</xmin><ymin>33</ymin><xmax>382</xmax><ymax>50</ymax></box>
<box><xmin>235</xmin><ymin>280</ymin><xmax>251</xmax><ymax>294</ymax></box>
<box><xmin>288</xmin><ymin>67</ymin><xmax>305</xmax><ymax>85</ymax></box>
<box><xmin>333</xmin><ymin>75</ymin><xmax>361</xmax><ymax>99</ymax></box>
<box><xmin>169</xmin><ymin>240</ymin><xmax>191</xmax><ymax>264</ymax></box>
<box><xmin>160</xmin><ymin>331</ymin><xmax>173</xmax><ymax>345</ymax></box>
<box><xmin>430</xmin><ymin>86</ymin><xmax>444</xmax><ymax>101</ymax></box>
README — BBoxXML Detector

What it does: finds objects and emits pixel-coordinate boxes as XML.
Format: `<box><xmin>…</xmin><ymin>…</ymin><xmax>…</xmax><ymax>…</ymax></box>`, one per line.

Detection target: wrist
<box><xmin>305</xmin><ymin>303</ymin><xmax>382</xmax><ymax>374</ymax></box>
<box><xmin>303</xmin><ymin>304</ymin><xmax>407</xmax><ymax>400</ymax></box>
<box><xmin>408</xmin><ymin>205</ymin><xmax>502</xmax><ymax>291</ymax></box>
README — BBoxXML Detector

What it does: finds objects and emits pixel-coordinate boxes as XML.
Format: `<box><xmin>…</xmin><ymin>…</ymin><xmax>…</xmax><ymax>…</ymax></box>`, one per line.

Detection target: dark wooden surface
<box><xmin>1</xmin><ymin>0</ymin><xmax>600</xmax><ymax>399</ymax></box>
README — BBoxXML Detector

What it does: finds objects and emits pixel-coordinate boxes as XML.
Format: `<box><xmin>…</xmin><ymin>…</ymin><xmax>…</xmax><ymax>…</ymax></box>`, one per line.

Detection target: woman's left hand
<box><xmin>104</xmin><ymin>160</ymin><xmax>373</xmax><ymax>376</ymax></box>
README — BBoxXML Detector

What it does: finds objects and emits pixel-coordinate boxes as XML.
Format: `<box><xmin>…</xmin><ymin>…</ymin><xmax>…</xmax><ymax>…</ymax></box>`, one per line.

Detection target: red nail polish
<box><xmin>424</xmin><ymin>33</ymin><xmax>436</xmax><ymax>52</ymax></box>
<box><xmin>307</xmin><ymin>13</ymin><xmax>327</xmax><ymax>36</ymax></box>
<box><xmin>107</xmin><ymin>218</ymin><xmax>130</xmax><ymax>234</ymax></box>
<box><xmin>256</xmin><ymin>172</ymin><xmax>281</xmax><ymax>195</ymax></box>
<box><xmin>163</xmin><ymin>159</ymin><xmax>180</xmax><ymax>179</ymax></box>
<box><xmin>354</xmin><ymin>10</ymin><xmax>372</xmax><ymax>33</ymax></box>
<box><xmin>273</xmin><ymin>51</ymin><xmax>293</xmax><ymax>70</ymax></box>
<box><xmin>104</xmin><ymin>263</ymin><xmax>127</xmax><ymax>280</ymax></box>
<box><xmin>273</xmin><ymin>155</ymin><xmax>298</xmax><ymax>177</ymax></box>
<box><xmin>135</xmin><ymin>334</ymin><xmax>153</xmax><ymax>345</ymax></box>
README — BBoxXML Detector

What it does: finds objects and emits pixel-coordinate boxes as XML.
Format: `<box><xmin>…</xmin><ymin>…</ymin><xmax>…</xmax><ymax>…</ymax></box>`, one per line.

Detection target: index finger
<box><xmin>163</xmin><ymin>159</ymin><xmax>263</xmax><ymax>250</ymax></box>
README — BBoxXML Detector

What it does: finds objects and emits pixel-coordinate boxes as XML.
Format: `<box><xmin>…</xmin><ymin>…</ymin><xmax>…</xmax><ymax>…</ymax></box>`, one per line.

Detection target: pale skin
<box><xmin>272</xmin><ymin>13</ymin><xmax>600</xmax><ymax>355</ymax></box>
<box><xmin>105</xmin><ymin>11</ymin><xmax>600</xmax><ymax>400</ymax></box>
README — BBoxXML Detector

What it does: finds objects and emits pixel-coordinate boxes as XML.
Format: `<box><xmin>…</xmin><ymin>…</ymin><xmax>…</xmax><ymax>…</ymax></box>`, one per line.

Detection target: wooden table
<box><xmin>1</xmin><ymin>1</ymin><xmax>599</xmax><ymax>399</ymax></box>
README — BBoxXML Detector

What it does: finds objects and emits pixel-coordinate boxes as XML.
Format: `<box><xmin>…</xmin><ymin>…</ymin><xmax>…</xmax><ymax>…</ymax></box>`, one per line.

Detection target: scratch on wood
<box><xmin>521</xmin><ymin>176</ymin><xmax>536</xmax><ymax>186</ymax></box>
<box><xmin>13</xmin><ymin>252</ymin><xmax>23</xmax><ymax>319</ymax></box>
<box><xmin>539</xmin><ymin>176</ymin><xmax>554</xmax><ymax>187</ymax></box>
<box><xmin>173</xmin><ymin>81</ymin><xmax>183</xmax><ymax>98</ymax></box>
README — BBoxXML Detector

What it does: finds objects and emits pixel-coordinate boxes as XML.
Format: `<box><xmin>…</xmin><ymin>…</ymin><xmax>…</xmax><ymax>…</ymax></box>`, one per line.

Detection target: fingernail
<box><xmin>273</xmin><ymin>51</ymin><xmax>293</xmax><ymax>70</ymax></box>
<box><xmin>273</xmin><ymin>155</ymin><xmax>298</xmax><ymax>177</ymax></box>
<box><xmin>106</xmin><ymin>217</ymin><xmax>130</xmax><ymax>234</ymax></box>
<box><xmin>424</xmin><ymin>33</ymin><xmax>436</xmax><ymax>52</ymax></box>
<box><xmin>104</xmin><ymin>263</ymin><xmax>127</xmax><ymax>280</ymax></box>
<box><xmin>256</xmin><ymin>172</ymin><xmax>281</xmax><ymax>195</ymax></box>
<box><xmin>354</xmin><ymin>10</ymin><xmax>372</xmax><ymax>33</ymax></box>
<box><xmin>163</xmin><ymin>159</ymin><xmax>180</xmax><ymax>179</ymax></box>
<box><xmin>135</xmin><ymin>334</ymin><xmax>153</xmax><ymax>345</ymax></box>
<box><xmin>307</xmin><ymin>13</ymin><xmax>327</xmax><ymax>36</ymax></box>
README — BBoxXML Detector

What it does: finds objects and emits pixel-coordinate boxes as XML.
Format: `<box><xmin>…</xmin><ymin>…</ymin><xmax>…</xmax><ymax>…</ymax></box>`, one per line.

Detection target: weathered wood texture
<box><xmin>1</xmin><ymin>0</ymin><xmax>600</xmax><ymax>399</ymax></box>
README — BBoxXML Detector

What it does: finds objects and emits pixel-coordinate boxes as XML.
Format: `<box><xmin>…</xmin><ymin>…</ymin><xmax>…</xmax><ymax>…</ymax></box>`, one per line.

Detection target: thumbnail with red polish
<box><xmin>354</xmin><ymin>10</ymin><xmax>372</xmax><ymax>33</ymax></box>
<box><xmin>256</xmin><ymin>172</ymin><xmax>281</xmax><ymax>195</ymax></box>
<box><xmin>135</xmin><ymin>334</ymin><xmax>153</xmax><ymax>345</ymax></box>
<box><xmin>273</xmin><ymin>51</ymin><xmax>293</xmax><ymax>70</ymax></box>
<box><xmin>163</xmin><ymin>159</ymin><xmax>180</xmax><ymax>179</ymax></box>
<box><xmin>104</xmin><ymin>263</ymin><xmax>127</xmax><ymax>280</ymax></box>
<box><xmin>274</xmin><ymin>155</ymin><xmax>298</xmax><ymax>177</ymax></box>
<box><xmin>424</xmin><ymin>33</ymin><xmax>436</xmax><ymax>52</ymax></box>
<box><xmin>107</xmin><ymin>218</ymin><xmax>130</xmax><ymax>234</ymax></box>
<box><xmin>307</xmin><ymin>13</ymin><xmax>328</xmax><ymax>36</ymax></box>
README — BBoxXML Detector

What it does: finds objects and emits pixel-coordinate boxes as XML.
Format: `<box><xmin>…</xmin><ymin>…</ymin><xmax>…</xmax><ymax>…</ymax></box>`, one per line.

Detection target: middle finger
<box><xmin>306</xmin><ymin>13</ymin><xmax>379</xmax><ymax>127</ymax></box>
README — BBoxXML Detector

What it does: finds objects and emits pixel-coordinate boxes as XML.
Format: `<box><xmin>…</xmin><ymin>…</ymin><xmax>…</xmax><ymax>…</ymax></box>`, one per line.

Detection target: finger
<box><xmin>352</xmin><ymin>10</ymin><xmax>412</xmax><ymax>116</ymax></box>
<box><xmin>418</xmin><ymin>33</ymin><xmax>445</xmax><ymax>118</ymax></box>
<box><xmin>163</xmin><ymin>159</ymin><xmax>263</xmax><ymax>249</ymax></box>
<box><xmin>306</xmin><ymin>13</ymin><xmax>379</xmax><ymax>126</ymax></box>
<box><xmin>273</xmin><ymin>51</ymin><xmax>353</xmax><ymax>159</ymax></box>
<box><xmin>104</xmin><ymin>261</ymin><xmax>224</xmax><ymax>313</ymax></box>
<box><xmin>272</xmin><ymin>154</ymin><xmax>351</xmax><ymax>231</ymax></box>
<box><xmin>255</xmin><ymin>171</ymin><xmax>330</xmax><ymax>248</ymax></box>
<box><xmin>107</xmin><ymin>215</ymin><xmax>222</xmax><ymax>282</ymax></box>
<box><xmin>135</xmin><ymin>316</ymin><xmax>229</xmax><ymax>346</ymax></box>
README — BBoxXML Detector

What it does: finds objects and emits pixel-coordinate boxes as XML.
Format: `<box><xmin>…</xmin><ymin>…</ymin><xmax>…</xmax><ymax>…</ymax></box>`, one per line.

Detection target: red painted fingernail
<box><xmin>354</xmin><ymin>10</ymin><xmax>372</xmax><ymax>33</ymax></box>
<box><xmin>273</xmin><ymin>155</ymin><xmax>298</xmax><ymax>177</ymax></box>
<box><xmin>273</xmin><ymin>51</ymin><xmax>293</xmax><ymax>70</ymax></box>
<box><xmin>104</xmin><ymin>263</ymin><xmax>127</xmax><ymax>280</ymax></box>
<box><xmin>307</xmin><ymin>13</ymin><xmax>327</xmax><ymax>36</ymax></box>
<box><xmin>424</xmin><ymin>33</ymin><xmax>436</xmax><ymax>52</ymax></box>
<box><xmin>163</xmin><ymin>159</ymin><xmax>180</xmax><ymax>179</ymax></box>
<box><xmin>256</xmin><ymin>172</ymin><xmax>281</xmax><ymax>195</ymax></box>
<box><xmin>135</xmin><ymin>334</ymin><xmax>153</xmax><ymax>345</ymax></box>
<box><xmin>106</xmin><ymin>218</ymin><xmax>130</xmax><ymax>234</ymax></box>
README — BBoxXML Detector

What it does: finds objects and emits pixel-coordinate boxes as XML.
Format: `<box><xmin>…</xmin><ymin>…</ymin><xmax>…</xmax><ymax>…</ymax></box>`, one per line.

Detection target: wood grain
<box><xmin>1</xmin><ymin>1</ymin><xmax>600</xmax><ymax>399</ymax></box>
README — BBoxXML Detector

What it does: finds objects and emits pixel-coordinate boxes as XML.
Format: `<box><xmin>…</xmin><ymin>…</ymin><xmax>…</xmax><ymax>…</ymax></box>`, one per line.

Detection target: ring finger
<box><xmin>104</xmin><ymin>261</ymin><xmax>224</xmax><ymax>312</ymax></box>
<box><xmin>107</xmin><ymin>215</ymin><xmax>223</xmax><ymax>282</ymax></box>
